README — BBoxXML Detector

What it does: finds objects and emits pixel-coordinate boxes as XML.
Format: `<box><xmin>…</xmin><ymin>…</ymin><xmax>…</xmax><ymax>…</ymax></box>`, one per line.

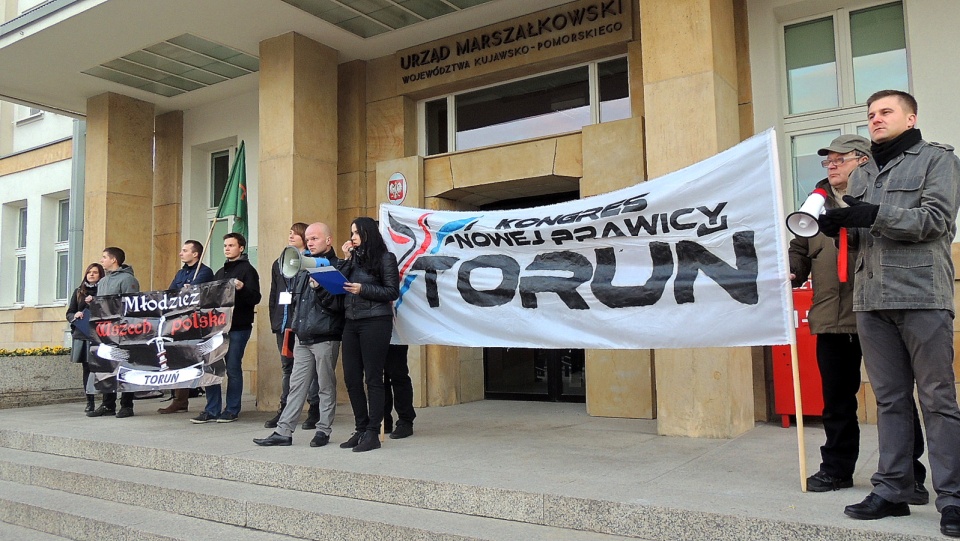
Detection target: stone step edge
<box><xmin>0</xmin><ymin>448</ymin><xmax>626</xmax><ymax>541</ymax></box>
<box><xmin>0</xmin><ymin>479</ymin><xmax>297</xmax><ymax>541</ymax></box>
<box><xmin>0</xmin><ymin>429</ymin><xmax>932</xmax><ymax>541</ymax></box>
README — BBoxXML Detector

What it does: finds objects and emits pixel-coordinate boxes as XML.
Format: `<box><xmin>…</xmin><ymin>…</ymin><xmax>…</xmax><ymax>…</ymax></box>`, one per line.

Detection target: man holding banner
<box><xmin>819</xmin><ymin>90</ymin><xmax>960</xmax><ymax>537</ymax></box>
<box><xmin>192</xmin><ymin>233</ymin><xmax>261</xmax><ymax>424</ymax></box>
<box><xmin>86</xmin><ymin>247</ymin><xmax>140</xmax><ymax>418</ymax></box>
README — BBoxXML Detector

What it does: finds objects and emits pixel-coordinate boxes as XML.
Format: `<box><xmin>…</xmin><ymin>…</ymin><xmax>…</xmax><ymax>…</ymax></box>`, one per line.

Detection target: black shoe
<box><xmin>86</xmin><ymin>404</ymin><xmax>115</xmax><ymax>417</ymax></box>
<box><xmin>908</xmin><ymin>481</ymin><xmax>929</xmax><ymax>505</ymax></box>
<box><xmin>942</xmin><ymin>506</ymin><xmax>960</xmax><ymax>537</ymax></box>
<box><xmin>217</xmin><ymin>412</ymin><xmax>238</xmax><ymax>423</ymax></box>
<box><xmin>253</xmin><ymin>432</ymin><xmax>292</xmax><ymax>446</ymax></box>
<box><xmin>310</xmin><ymin>432</ymin><xmax>330</xmax><ymax>447</ymax></box>
<box><xmin>191</xmin><ymin>412</ymin><xmax>218</xmax><ymax>424</ymax></box>
<box><xmin>264</xmin><ymin>409</ymin><xmax>282</xmax><ymax>429</ymax></box>
<box><xmin>844</xmin><ymin>493</ymin><xmax>910</xmax><ymax>520</ymax></box>
<box><xmin>353</xmin><ymin>431</ymin><xmax>381</xmax><ymax>452</ymax></box>
<box><xmin>84</xmin><ymin>401</ymin><xmax>95</xmax><ymax>413</ymax></box>
<box><xmin>340</xmin><ymin>432</ymin><xmax>363</xmax><ymax>449</ymax></box>
<box><xmin>389</xmin><ymin>422</ymin><xmax>413</xmax><ymax>439</ymax></box>
<box><xmin>806</xmin><ymin>470</ymin><xmax>853</xmax><ymax>492</ymax></box>
<box><xmin>302</xmin><ymin>404</ymin><xmax>320</xmax><ymax>430</ymax></box>
<box><xmin>115</xmin><ymin>406</ymin><xmax>134</xmax><ymax>418</ymax></box>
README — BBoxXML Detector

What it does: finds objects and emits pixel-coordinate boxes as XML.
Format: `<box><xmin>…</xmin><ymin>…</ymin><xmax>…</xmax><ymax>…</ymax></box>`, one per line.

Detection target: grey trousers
<box><xmin>275</xmin><ymin>337</ymin><xmax>339</xmax><ymax>438</ymax></box>
<box><xmin>857</xmin><ymin>309</ymin><xmax>960</xmax><ymax>510</ymax></box>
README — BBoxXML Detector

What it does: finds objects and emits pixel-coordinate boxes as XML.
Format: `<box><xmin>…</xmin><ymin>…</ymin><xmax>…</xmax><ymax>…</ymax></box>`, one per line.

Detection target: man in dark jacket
<box><xmin>255</xmin><ymin>222</ymin><xmax>343</xmax><ymax>447</ymax></box>
<box><xmin>87</xmin><ymin>246</ymin><xmax>140</xmax><ymax>418</ymax></box>
<box><xmin>192</xmin><ymin>232</ymin><xmax>261</xmax><ymax>424</ymax></box>
<box><xmin>159</xmin><ymin>240</ymin><xmax>214</xmax><ymax>414</ymax></box>
<box><xmin>169</xmin><ymin>240</ymin><xmax>214</xmax><ymax>290</ymax></box>
<box><xmin>265</xmin><ymin>223</ymin><xmax>321</xmax><ymax>430</ymax></box>
<box><xmin>789</xmin><ymin>135</ymin><xmax>926</xmax><ymax>500</ymax></box>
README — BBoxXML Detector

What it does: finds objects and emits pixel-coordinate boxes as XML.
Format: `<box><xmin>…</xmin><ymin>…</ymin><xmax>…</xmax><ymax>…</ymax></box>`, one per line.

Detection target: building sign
<box><xmin>387</xmin><ymin>172</ymin><xmax>407</xmax><ymax>205</ymax></box>
<box><xmin>397</xmin><ymin>0</ymin><xmax>631</xmax><ymax>93</ymax></box>
<box><xmin>381</xmin><ymin>130</ymin><xmax>793</xmax><ymax>350</ymax></box>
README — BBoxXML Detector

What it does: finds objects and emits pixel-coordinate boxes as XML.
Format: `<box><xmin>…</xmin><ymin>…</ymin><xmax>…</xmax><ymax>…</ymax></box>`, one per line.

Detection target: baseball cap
<box><xmin>818</xmin><ymin>134</ymin><xmax>871</xmax><ymax>156</ymax></box>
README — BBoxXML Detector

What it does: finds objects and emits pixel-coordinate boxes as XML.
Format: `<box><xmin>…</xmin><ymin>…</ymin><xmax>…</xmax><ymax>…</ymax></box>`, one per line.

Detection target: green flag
<box><xmin>216</xmin><ymin>141</ymin><xmax>248</xmax><ymax>240</ymax></box>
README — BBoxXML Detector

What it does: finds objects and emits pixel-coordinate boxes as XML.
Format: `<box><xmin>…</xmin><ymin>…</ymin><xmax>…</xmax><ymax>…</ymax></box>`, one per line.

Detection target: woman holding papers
<box><xmin>337</xmin><ymin>217</ymin><xmax>400</xmax><ymax>452</ymax></box>
<box><xmin>66</xmin><ymin>262</ymin><xmax>105</xmax><ymax>413</ymax></box>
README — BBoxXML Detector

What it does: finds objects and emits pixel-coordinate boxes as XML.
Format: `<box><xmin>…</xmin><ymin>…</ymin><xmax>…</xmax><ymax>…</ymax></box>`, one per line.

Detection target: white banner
<box><xmin>381</xmin><ymin>129</ymin><xmax>792</xmax><ymax>349</ymax></box>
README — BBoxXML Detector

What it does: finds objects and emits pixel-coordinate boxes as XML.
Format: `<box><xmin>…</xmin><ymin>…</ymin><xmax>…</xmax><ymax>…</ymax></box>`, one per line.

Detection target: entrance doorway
<box><xmin>484</xmin><ymin>348</ymin><xmax>585</xmax><ymax>402</ymax></box>
<box><xmin>477</xmin><ymin>190</ymin><xmax>586</xmax><ymax>403</ymax></box>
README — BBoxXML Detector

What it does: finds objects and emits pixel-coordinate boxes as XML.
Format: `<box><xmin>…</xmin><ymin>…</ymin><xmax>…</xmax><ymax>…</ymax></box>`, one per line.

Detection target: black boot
<box><xmin>84</xmin><ymin>394</ymin><xmax>95</xmax><ymax>413</ymax></box>
<box><xmin>302</xmin><ymin>403</ymin><xmax>320</xmax><ymax>430</ymax></box>
<box><xmin>264</xmin><ymin>404</ymin><xmax>284</xmax><ymax>429</ymax></box>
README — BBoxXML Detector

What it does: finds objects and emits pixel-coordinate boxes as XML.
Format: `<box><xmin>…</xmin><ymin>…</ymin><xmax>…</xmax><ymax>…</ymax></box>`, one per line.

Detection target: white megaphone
<box><xmin>786</xmin><ymin>188</ymin><xmax>828</xmax><ymax>238</ymax></box>
<box><xmin>279</xmin><ymin>245</ymin><xmax>329</xmax><ymax>279</ymax></box>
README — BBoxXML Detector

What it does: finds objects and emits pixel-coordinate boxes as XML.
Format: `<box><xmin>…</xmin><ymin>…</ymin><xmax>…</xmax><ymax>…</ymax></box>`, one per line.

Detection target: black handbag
<box><xmin>70</xmin><ymin>339</ymin><xmax>88</xmax><ymax>364</ymax></box>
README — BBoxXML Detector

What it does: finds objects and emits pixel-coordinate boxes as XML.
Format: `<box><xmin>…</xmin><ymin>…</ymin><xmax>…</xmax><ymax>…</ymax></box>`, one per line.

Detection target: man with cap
<box><xmin>818</xmin><ymin>90</ymin><xmax>960</xmax><ymax>537</ymax></box>
<box><xmin>789</xmin><ymin>134</ymin><xmax>927</xmax><ymax>501</ymax></box>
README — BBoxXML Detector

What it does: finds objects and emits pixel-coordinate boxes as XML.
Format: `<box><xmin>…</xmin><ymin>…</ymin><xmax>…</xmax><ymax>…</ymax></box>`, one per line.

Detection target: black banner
<box><xmin>86</xmin><ymin>280</ymin><xmax>235</xmax><ymax>393</ymax></box>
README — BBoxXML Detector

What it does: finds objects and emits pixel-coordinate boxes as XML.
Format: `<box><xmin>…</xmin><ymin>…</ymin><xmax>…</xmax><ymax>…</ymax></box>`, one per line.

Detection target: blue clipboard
<box><xmin>71</xmin><ymin>308</ymin><xmax>93</xmax><ymax>339</ymax></box>
<box><xmin>308</xmin><ymin>267</ymin><xmax>348</xmax><ymax>295</ymax></box>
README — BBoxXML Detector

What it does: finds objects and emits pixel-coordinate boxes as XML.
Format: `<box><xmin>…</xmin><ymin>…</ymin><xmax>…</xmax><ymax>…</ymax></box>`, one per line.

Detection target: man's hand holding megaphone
<box><xmin>817</xmin><ymin>195</ymin><xmax>880</xmax><ymax>237</ymax></box>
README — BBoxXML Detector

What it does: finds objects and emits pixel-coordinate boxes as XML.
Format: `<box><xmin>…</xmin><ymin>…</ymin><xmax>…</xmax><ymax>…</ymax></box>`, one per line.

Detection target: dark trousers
<box><xmin>101</xmin><ymin>392</ymin><xmax>134</xmax><ymax>409</ymax></box>
<box><xmin>817</xmin><ymin>333</ymin><xmax>926</xmax><ymax>482</ymax></box>
<box><xmin>384</xmin><ymin>344</ymin><xmax>416</xmax><ymax>427</ymax></box>
<box><xmin>341</xmin><ymin>316</ymin><xmax>392</xmax><ymax>433</ymax></box>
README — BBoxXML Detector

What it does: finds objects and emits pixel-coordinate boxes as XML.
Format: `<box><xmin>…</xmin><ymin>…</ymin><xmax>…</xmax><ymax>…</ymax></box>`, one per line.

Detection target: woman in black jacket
<box><xmin>66</xmin><ymin>263</ymin><xmax>105</xmax><ymax>413</ymax></box>
<box><xmin>337</xmin><ymin>217</ymin><xmax>400</xmax><ymax>452</ymax></box>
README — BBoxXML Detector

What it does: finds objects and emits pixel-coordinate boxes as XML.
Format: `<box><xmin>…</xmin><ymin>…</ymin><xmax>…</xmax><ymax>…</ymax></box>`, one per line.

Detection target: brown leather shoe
<box><xmin>158</xmin><ymin>389</ymin><xmax>189</xmax><ymax>414</ymax></box>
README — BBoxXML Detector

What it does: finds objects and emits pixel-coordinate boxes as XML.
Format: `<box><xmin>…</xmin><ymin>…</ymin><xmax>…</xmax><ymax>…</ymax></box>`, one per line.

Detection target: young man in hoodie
<box><xmin>192</xmin><ymin>232</ymin><xmax>261</xmax><ymax>424</ymax></box>
<box><xmin>86</xmin><ymin>246</ymin><xmax>140</xmax><ymax>418</ymax></box>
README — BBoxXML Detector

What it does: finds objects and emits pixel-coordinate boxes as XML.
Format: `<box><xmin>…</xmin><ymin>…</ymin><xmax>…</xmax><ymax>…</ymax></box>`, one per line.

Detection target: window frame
<box><xmin>778</xmin><ymin>0</ymin><xmax>909</xmax><ymax>209</ymax></box>
<box><xmin>54</xmin><ymin>198</ymin><xmax>70</xmax><ymax>301</ymax></box>
<box><xmin>14</xmin><ymin>206</ymin><xmax>27</xmax><ymax>304</ymax></box>
<box><xmin>206</xmin><ymin>147</ymin><xmax>236</xmax><ymax>273</ymax></box>
<box><xmin>418</xmin><ymin>54</ymin><xmax>630</xmax><ymax>157</ymax></box>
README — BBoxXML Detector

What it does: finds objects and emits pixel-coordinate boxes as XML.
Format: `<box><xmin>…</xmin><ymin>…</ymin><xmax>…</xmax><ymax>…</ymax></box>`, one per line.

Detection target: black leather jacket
<box><xmin>337</xmin><ymin>251</ymin><xmax>400</xmax><ymax>320</ymax></box>
<box><xmin>290</xmin><ymin>249</ymin><xmax>344</xmax><ymax>344</ymax></box>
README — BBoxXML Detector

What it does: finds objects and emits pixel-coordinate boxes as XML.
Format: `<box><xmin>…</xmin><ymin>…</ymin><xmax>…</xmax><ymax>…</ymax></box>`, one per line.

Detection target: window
<box><xmin>15</xmin><ymin>206</ymin><xmax>27</xmax><ymax>303</ymax></box>
<box><xmin>55</xmin><ymin>199</ymin><xmax>70</xmax><ymax>301</ymax></box>
<box><xmin>206</xmin><ymin>148</ymin><xmax>234</xmax><ymax>272</ymax></box>
<box><xmin>781</xmin><ymin>2</ymin><xmax>907</xmax><ymax>208</ymax></box>
<box><xmin>422</xmin><ymin>56</ymin><xmax>630</xmax><ymax>156</ymax></box>
<box><xmin>210</xmin><ymin>150</ymin><xmax>230</xmax><ymax>208</ymax></box>
<box><xmin>15</xmin><ymin>106</ymin><xmax>43</xmax><ymax>126</ymax></box>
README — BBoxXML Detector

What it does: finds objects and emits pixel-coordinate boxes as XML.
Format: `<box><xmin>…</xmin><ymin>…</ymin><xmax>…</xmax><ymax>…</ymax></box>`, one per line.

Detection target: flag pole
<box><xmin>790</xmin><ymin>324</ymin><xmax>808</xmax><ymax>492</ymax></box>
<box><xmin>194</xmin><ymin>218</ymin><xmax>219</xmax><ymax>281</ymax></box>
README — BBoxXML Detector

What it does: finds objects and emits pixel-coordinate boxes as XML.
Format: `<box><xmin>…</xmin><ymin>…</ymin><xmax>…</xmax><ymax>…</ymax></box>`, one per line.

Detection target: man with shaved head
<box><xmin>255</xmin><ymin>222</ymin><xmax>344</xmax><ymax>448</ymax></box>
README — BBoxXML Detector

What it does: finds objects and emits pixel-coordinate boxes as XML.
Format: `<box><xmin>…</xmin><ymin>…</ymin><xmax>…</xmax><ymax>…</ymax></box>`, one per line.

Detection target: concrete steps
<box><xmin>0</xmin><ymin>445</ymin><xmax>633</xmax><ymax>541</ymax></box>
<box><xmin>0</xmin><ymin>427</ymin><xmax>943</xmax><ymax>541</ymax></box>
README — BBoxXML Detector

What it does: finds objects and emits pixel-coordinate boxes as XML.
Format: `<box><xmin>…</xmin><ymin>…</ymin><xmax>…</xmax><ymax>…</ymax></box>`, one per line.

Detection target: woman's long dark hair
<box><xmin>77</xmin><ymin>263</ymin><xmax>105</xmax><ymax>303</ymax></box>
<box><xmin>351</xmin><ymin>217</ymin><xmax>388</xmax><ymax>275</ymax></box>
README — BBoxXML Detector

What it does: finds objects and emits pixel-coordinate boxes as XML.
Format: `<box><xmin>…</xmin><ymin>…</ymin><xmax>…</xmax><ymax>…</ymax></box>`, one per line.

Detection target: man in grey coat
<box><xmin>86</xmin><ymin>246</ymin><xmax>140</xmax><ymax>419</ymax></box>
<box><xmin>819</xmin><ymin>90</ymin><xmax>960</xmax><ymax>537</ymax></box>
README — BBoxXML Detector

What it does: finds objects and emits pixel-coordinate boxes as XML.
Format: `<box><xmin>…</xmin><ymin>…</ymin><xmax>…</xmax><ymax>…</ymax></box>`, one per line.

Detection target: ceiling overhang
<box><xmin>0</xmin><ymin>0</ymin><xmax>570</xmax><ymax>117</ymax></box>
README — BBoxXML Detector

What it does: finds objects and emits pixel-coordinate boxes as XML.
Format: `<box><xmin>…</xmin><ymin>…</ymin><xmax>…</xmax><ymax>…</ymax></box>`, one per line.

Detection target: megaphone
<box><xmin>786</xmin><ymin>188</ymin><xmax>828</xmax><ymax>238</ymax></box>
<box><xmin>279</xmin><ymin>246</ymin><xmax>329</xmax><ymax>278</ymax></box>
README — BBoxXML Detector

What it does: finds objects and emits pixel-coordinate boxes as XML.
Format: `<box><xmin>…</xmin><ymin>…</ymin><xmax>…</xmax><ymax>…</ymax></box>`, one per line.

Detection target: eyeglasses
<box><xmin>821</xmin><ymin>156</ymin><xmax>859</xmax><ymax>168</ymax></box>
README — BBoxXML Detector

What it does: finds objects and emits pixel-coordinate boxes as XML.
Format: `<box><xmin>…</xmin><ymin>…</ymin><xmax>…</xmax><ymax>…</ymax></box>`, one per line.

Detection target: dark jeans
<box><xmin>341</xmin><ymin>316</ymin><xmax>392</xmax><ymax>433</ymax></box>
<box><xmin>384</xmin><ymin>344</ymin><xmax>416</xmax><ymax>427</ymax></box>
<box><xmin>275</xmin><ymin>331</ymin><xmax>318</xmax><ymax>408</ymax></box>
<box><xmin>817</xmin><ymin>333</ymin><xmax>926</xmax><ymax>482</ymax></box>
<box><xmin>204</xmin><ymin>328</ymin><xmax>252</xmax><ymax>417</ymax></box>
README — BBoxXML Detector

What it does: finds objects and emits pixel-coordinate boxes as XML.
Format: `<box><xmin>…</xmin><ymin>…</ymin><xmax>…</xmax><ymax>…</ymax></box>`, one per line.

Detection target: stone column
<box><xmin>640</xmin><ymin>0</ymin><xmax>754</xmax><ymax>437</ymax></box>
<box><xmin>83</xmin><ymin>92</ymin><xmax>155</xmax><ymax>276</ymax></box>
<box><xmin>152</xmin><ymin>111</ymin><xmax>183</xmax><ymax>290</ymax></box>
<box><xmin>257</xmin><ymin>32</ymin><xmax>339</xmax><ymax>410</ymax></box>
